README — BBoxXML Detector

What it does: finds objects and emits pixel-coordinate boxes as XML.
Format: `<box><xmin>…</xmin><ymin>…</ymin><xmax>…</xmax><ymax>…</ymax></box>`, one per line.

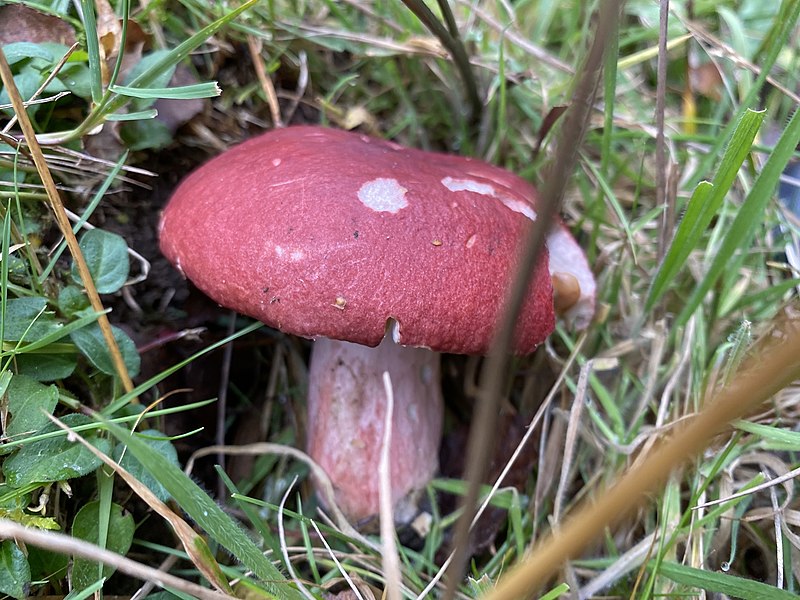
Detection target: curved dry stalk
<box><xmin>0</xmin><ymin>520</ymin><xmax>234</xmax><ymax>600</ymax></box>
<box><xmin>379</xmin><ymin>372</ymin><xmax>402</xmax><ymax>600</ymax></box>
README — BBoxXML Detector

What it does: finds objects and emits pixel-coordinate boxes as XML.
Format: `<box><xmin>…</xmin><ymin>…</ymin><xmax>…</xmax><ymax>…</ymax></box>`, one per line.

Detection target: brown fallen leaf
<box><xmin>0</xmin><ymin>4</ymin><xmax>76</xmax><ymax>45</ymax></box>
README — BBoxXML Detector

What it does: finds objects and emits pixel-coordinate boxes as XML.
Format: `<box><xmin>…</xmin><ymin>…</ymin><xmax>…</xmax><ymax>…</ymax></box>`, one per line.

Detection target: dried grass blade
<box><xmin>0</xmin><ymin>519</ymin><xmax>234</xmax><ymax>600</ymax></box>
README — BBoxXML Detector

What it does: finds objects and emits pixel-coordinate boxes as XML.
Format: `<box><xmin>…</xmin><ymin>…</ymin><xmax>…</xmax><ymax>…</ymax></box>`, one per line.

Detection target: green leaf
<box><xmin>26</xmin><ymin>546</ymin><xmax>68</xmax><ymax>583</ymax></box>
<box><xmin>99</xmin><ymin>417</ymin><xmax>304</xmax><ymax>599</ymax></box>
<box><xmin>1</xmin><ymin>42</ymin><xmax>53</xmax><ymax>66</ymax></box>
<box><xmin>71</xmin><ymin>501</ymin><xmax>134</xmax><ymax>592</ymax></box>
<box><xmin>71</xmin><ymin>229</ymin><xmax>130</xmax><ymax>294</ymax></box>
<box><xmin>57</xmin><ymin>62</ymin><xmax>93</xmax><ymax>99</ymax></box>
<box><xmin>120</xmin><ymin>118</ymin><xmax>172</xmax><ymax>151</ymax></box>
<box><xmin>70</xmin><ymin>323</ymin><xmax>140</xmax><ymax>378</ymax></box>
<box><xmin>655</xmin><ymin>561</ymin><xmax>798</xmax><ymax>599</ymax></box>
<box><xmin>15</xmin><ymin>353</ymin><xmax>78</xmax><ymax>382</ymax></box>
<box><xmin>645</xmin><ymin>108</ymin><xmax>766</xmax><ymax>311</ymax></box>
<box><xmin>0</xmin><ymin>540</ymin><xmax>31</xmax><ymax>600</ymax></box>
<box><xmin>2</xmin><ymin>415</ymin><xmax>110</xmax><ymax>487</ymax></box>
<box><xmin>2</xmin><ymin>375</ymin><xmax>58</xmax><ymax>442</ymax></box>
<box><xmin>0</xmin><ymin>69</ymin><xmax>42</xmax><ymax>113</ymax></box>
<box><xmin>2</xmin><ymin>297</ymin><xmax>61</xmax><ymax>343</ymax></box>
<box><xmin>58</xmin><ymin>285</ymin><xmax>90</xmax><ymax>316</ymax></box>
<box><xmin>2</xmin><ymin>310</ymin><xmax>103</xmax><ymax>358</ymax></box>
<box><xmin>112</xmin><ymin>431</ymin><xmax>179</xmax><ymax>502</ymax></box>
<box><xmin>109</xmin><ymin>81</ymin><xmax>221</xmax><ymax>99</ymax></box>
<box><xmin>0</xmin><ymin>507</ymin><xmax>60</xmax><ymax>530</ymax></box>
<box><xmin>0</xmin><ymin>371</ymin><xmax>11</xmax><ymax>399</ymax></box>
<box><xmin>68</xmin><ymin>0</ymin><xmax>258</xmax><ymax>141</ymax></box>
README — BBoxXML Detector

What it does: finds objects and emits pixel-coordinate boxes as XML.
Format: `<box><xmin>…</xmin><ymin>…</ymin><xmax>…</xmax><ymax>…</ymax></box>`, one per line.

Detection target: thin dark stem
<box><xmin>655</xmin><ymin>0</ymin><xmax>670</xmax><ymax>263</ymax></box>
<box><xmin>400</xmin><ymin>0</ymin><xmax>482</xmax><ymax>123</ymax></box>
<box><xmin>436</xmin><ymin>0</ymin><xmax>460</xmax><ymax>39</ymax></box>
<box><xmin>443</xmin><ymin>2</ymin><xmax>626</xmax><ymax>596</ymax></box>
<box><xmin>216</xmin><ymin>310</ymin><xmax>237</xmax><ymax>499</ymax></box>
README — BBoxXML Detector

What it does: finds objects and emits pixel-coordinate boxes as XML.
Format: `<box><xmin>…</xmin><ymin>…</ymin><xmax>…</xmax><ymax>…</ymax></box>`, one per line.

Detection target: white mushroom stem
<box><xmin>307</xmin><ymin>336</ymin><xmax>443</xmax><ymax>525</ymax></box>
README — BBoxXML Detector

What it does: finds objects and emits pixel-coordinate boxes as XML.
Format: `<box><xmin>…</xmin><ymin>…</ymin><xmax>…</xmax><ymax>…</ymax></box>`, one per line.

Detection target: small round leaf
<box><xmin>71</xmin><ymin>229</ymin><xmax>130</xmax><ymax>294</ymax></box>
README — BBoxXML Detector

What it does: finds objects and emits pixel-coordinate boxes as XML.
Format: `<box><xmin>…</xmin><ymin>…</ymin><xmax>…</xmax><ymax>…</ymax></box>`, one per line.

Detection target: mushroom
<box><xmin>159</xmin><ymin>126</ymin><xmax>595</xmax><ymax>525</ymax></box>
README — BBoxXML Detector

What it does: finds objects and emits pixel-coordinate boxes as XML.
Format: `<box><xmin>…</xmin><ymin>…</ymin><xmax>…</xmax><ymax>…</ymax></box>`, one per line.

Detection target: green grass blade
<box><xmin>677</xmin><ymin>107</ymin><xmax>800</xmax><ymax>325</ymax></box>
<box><xmin>69</xmin><ymin>0</ymin><xmax>258</xmax><ymax>141</ymax></box>
<box><xmin>685</xmin><ymin>0</ymin><xmax>800</xmax><ymax>189</ymax></box>
<box><xmin>79</xmin><ymin>0</ymin><xmax>103</xmax><ymax>103</ymax></box>
<box><xmin>98</xmin><ymin>417</ymin><xmax>305</xmax><ymax>599</ymax></box>
<box><xmin>104</xmin><ymin>109</ymin><xmax>158</xmax><ymax>121</ymax></box>
<box><xmin>109</xmin><ymin>82</ymin><xmax>221</xmax><ymax>100</ymax></box>
<box><xmin>654</xmin><ymin>561</ymin><xmax>798</xmax><ymax>599</ymax></box>
<box><xmin>645</xmin><ymin>108</ymin><xmax>765</xmax><ymax>312</ymax></box>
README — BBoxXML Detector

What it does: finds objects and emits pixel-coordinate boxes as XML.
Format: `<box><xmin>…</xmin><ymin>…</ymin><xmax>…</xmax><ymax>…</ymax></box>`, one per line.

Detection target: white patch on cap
<box><xmin>290</xmin><ymin>250</ymin><xmax>304</xmax><ymax>262</ymax></box>
<box><xmin>465</xmin><ymin>234</ymin><xmax>477</xmax><ymax>248</ymax></box>
<box><xmin>498</xmin><ymin>196</ymin><xmax>537</xmax><ymax>220</ymax></box>
<box><xmin>441</xmin><ymin>177</ymin><xmax>537</xmax><ymax>221</ymax></box>
<box><xmin>357</xmin><ymin>178</ymin><xmax>408</xmax><ymax>213</ymax></box>
<box><xmin>441</xmin><ymin>176</ymin><xmax>495</xmax><ymax>196</ymax></box>
<box><xmin>271</xmin><ymin>158</ymin><xmax>281</xmax><ymax>167</ymax></box>
<box><xmin>274</xmin><ymin>245</ymin><xmax>285</xmax><ymax>258</ymax></box>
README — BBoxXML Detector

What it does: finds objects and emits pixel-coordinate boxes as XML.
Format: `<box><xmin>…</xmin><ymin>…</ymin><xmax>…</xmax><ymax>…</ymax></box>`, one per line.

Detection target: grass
<box><xmin>1</xmin><ymin>0</ymin><xmax>800</xmax><ymax>598</ymax></box>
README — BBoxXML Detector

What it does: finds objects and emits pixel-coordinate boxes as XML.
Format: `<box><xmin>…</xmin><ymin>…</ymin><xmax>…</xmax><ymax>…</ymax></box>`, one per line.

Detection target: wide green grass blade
<box><xmin>98</xmin><ymin>417</ymin><xmax>305</xmax><ymax>599</ymax></box>
<box><xmin>79</xmin><ymin>0</ymin><xmax>103</xmax><ymax>103</ymax></box>
<box><xmin>109</xmin><ymin>82</ymin><xmax>221</xmax><ymax>99</ymax></box>
<box><xmin>654</xmin><ymin>561</ymin><xmax>798</xmax><ymax>599</ymax></box>
<box><xmin>685</xmin><ymin>0</ymin><xmax>800</xmax><ymax>189</ymax></box>
<box><xmin>645</xmin><ymin>108</ymin><xmax>765</xmax><ymax>312</ymax></box>
<box><xmin>677</xmin><ymin>106</ymin><xmax>800</xmax><ymax>325</ymax></box>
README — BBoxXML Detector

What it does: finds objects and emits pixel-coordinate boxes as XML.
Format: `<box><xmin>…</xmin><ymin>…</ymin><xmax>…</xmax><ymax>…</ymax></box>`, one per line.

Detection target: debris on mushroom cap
<box><xmin>159</xmin><ymin>126</ymin><xmax>593</xmax><ymax>352</ymax></box>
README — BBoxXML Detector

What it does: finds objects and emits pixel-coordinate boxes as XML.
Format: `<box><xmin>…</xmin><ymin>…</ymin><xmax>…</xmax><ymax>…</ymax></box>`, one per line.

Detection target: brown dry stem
<box><xmin>0</xmin><ymin>47</ymin><xmax>136</xmax><ymax>396</ymax></box>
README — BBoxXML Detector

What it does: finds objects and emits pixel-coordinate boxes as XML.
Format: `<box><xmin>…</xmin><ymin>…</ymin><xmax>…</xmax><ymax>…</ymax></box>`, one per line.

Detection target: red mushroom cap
<box><xmin>159</xmin><ymin>126</ymin><xmax>557</xmax><ymax>354</ymax></box>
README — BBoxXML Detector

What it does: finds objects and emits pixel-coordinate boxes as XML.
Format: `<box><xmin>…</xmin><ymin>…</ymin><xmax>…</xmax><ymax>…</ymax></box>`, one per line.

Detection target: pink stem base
<box><xmin>307</xmin><ymin>336</ymin><xmax>443</xmax><ymax>525</ymax></box>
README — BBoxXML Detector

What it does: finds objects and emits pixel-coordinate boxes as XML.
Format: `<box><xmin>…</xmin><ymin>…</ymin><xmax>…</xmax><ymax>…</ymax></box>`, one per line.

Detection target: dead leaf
<box><xmin>0</xmin><ymin>4</ymin><xmax>76</xmax><ymax>45</ymax></box>
<box><xmin>689</xmin><ymin>61</ymin><xmax>723</xmax><ymax>101</ymax></box>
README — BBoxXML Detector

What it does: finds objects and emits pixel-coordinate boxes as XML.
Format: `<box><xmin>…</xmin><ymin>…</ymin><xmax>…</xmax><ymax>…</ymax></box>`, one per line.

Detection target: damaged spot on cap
<box><xmin>441</xmin><ymin>176</ymin><xmax>537</xmax><ymax>221</ymax></box>
<box><xmin>441</xmin><ymin>176</ymin><xmax>495</xmax><ymax>196</ymax></box>
<box><xmin>466</xmin><ymin>234</ymin><xmax>477</xmax><ymax>248</ymax></box>
<box><xmin>498</xmin><ymin>195</ymin><xmax>537</xmax><ymax>221</ymax></box>
<box><xmin>357</xmin><ymin>178</ymin><xmax>408</xmax><ymax>213</ymax></box>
